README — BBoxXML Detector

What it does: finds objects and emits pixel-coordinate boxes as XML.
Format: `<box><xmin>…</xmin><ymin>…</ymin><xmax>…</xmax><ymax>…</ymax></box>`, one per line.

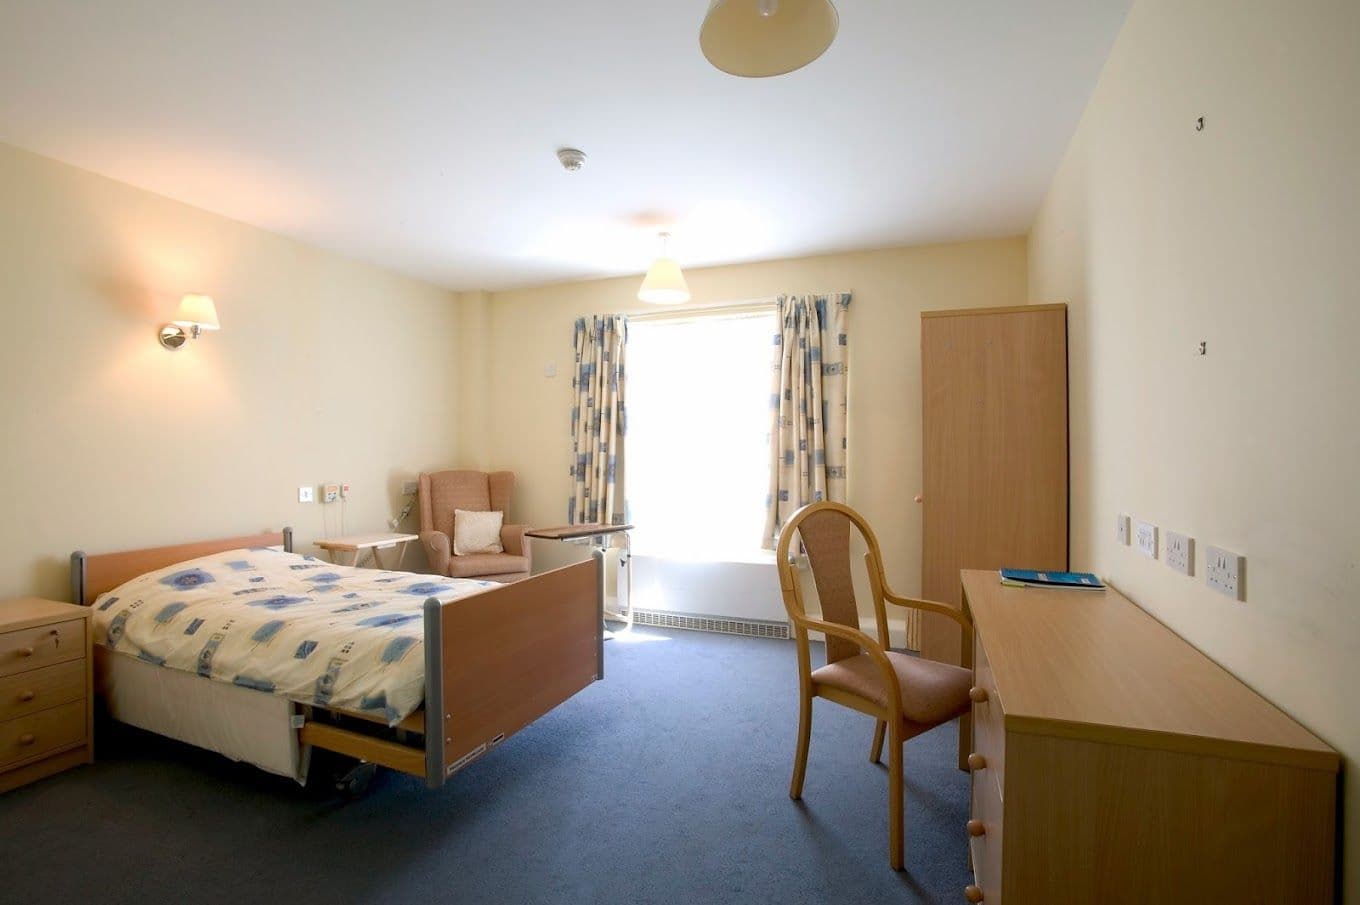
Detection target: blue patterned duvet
<box><xmin>91</xmin><ymin>547</ymin><xmax>496</xmax><ymax>724</ymax></box>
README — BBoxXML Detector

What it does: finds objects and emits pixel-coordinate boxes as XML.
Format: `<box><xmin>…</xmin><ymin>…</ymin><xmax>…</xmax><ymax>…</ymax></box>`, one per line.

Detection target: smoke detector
<box><xmin>556</xmin><ymin>147</ymin><xmax>587</xmax><ymax>172</ymax></box>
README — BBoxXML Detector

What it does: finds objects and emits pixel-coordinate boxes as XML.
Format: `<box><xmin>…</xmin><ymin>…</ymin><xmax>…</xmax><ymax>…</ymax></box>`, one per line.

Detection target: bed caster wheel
<box><xmin>335</xmin><ymin>761</ymin><xmax>377</xmax><ymax>799</ymax></box>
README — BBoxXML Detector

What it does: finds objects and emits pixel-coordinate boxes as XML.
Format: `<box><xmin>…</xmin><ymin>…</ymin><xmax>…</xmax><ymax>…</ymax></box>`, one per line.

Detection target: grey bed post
<box><xmin>282</xmin><ymin>527</ymin><xmax>293</xmax><ymax>553</ymax></box>
<box><xmin>70</xmin><ymin>551</ymin><xmax>87</xmax><ymax>606</ymax></box>
<box><xmin>423</xmin><ymin>597</ymin><xmax>445</xmax><ymax>789</ymax></box>
<box><xmin>592</xmin><ymin>545</ymin><xmax>606</xmax><ymax>680</ymax></box>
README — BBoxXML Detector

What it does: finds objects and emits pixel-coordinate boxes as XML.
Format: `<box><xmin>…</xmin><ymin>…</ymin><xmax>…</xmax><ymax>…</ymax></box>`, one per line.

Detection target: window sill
<box><xmin>631</xmin><ymin>548</ymin><xmax>776</xmax><ymax>566</ymax></box>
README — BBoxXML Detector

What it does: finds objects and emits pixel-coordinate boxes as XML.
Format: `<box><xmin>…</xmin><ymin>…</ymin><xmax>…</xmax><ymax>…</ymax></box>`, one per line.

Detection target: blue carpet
<box><xmin>0</xmin><ymin>629</ymin><xmax>971</xmax><ymax>904</ymax></box>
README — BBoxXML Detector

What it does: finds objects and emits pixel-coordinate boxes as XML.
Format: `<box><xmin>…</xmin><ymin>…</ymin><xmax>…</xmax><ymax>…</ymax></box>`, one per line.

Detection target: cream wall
<box><xmin>460</xmin><ymin>238</ymin><xmax>1028</xmax><ymax>632</ymax></box>
<box><xmin>0</xmin><ymin>142</ymin><xmax>460</xmax><ymax>600</ymax></box>
<box><xmin>1028</xmin><ymin>0</ymin><xmax>1359</xmax><ymax>897</ymax></box>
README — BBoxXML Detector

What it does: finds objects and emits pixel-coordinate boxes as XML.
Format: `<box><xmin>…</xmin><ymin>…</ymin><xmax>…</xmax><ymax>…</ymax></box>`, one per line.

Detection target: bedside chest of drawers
<box><xmin>0</xmin><ymin>598</ymin><xmax>93</xmax><ymax>792</ymax></box>
<box><xmin>959</xmin><ymin>570</ymin><xmax>1339</xmax><ymax>904</ymax></box>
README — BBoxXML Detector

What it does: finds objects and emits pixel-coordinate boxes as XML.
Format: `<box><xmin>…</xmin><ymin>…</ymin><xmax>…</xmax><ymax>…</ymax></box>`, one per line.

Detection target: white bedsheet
<box><xmin>91</xmin><ymin>547</ymin><xmax>494</xmax><ymax>724</ymax></box>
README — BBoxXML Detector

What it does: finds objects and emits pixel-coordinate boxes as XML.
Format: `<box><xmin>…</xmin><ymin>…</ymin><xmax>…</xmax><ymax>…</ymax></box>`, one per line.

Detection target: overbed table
<box><xmin>525</xmin><ymin>524</ymin><xmax>634</xmax><ymax>633</ymax></box>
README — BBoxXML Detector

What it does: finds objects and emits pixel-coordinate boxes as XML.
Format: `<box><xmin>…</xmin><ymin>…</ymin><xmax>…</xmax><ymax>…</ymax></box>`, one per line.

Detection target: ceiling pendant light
<box><xmin>700</xmin><ymin>0</ymin><xmax>839</xmax><ymax>78</ymax></box>
<box><xmin>638</xmin><ymin>232</ymin><xmax>691</xmax><ymax>305</ymax></box>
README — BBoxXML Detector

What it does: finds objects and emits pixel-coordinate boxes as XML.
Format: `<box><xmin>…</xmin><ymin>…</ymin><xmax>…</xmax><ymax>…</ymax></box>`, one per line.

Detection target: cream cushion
<box><xmin>453</xmin><ymin>509</ymin><xmax>504</xmax><ymax>555</ymax></box>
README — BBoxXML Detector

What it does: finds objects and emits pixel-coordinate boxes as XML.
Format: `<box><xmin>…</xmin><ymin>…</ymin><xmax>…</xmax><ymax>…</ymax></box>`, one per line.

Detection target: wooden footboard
<box><xmin>423</xmin><ymin>558</ymin><xmax>602</xmax><ymax>787</ymax></box>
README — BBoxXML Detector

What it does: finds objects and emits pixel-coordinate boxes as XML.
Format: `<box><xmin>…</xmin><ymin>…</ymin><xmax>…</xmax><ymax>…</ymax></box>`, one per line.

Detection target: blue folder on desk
<box><xmin>999</xmin><ymin>568</ymin><xmax>1104</xmax><ymax>590</ymax></box>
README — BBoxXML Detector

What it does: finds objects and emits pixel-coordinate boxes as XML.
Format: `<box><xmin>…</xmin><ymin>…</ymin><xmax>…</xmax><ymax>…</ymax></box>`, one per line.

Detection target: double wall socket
<box><xmin>1134</xmin><ymin>520</ymin><xmax>1158</xmax><ymax>559</ymax></box>
<box><xmin>1206</xmin><ymin>545</ymin><xmax>1245</xmax><ymax>601</ymax></box>
<box><xmin>1165</xmin><ymin>530</ymin><xmax>1194</xmax><ymax>576</ymax></box>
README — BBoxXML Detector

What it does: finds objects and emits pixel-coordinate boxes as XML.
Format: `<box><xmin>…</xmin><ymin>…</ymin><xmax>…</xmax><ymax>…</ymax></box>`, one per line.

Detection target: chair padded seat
<box><xmin>448</xmin><ymin>552</ymin><xmax>530</xmax><ymax>578</ymax></box>
<box><xmin>811</xmin><ymin>650</ymin><xmax>972</xmax><ymax>726</ymax></box>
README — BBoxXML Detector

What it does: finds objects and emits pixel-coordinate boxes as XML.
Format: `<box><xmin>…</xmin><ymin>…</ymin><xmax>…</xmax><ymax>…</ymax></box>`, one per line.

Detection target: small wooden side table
<box><xmin>315</xmin><ymin>533</ymin><xmax>419</xmax><ymax>570</ymax></box>
<box><xmin>1</xmin><ymin>598</ymin><xmax>94</xmax><ymax>793</ymax></box>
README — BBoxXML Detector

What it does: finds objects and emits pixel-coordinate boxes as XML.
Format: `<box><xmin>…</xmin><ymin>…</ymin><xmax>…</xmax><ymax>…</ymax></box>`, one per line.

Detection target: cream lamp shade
<box><xmin>700</xmin><ymin>0</ymin><xmax>839</xmax><ymax>78</ymax></box>
<box><xmin>171</xmin><ymin>294</ymin><xmax>220</xmax><ymax>330</ymax></box>
<box><xmin>638</xmin><ymin>234</ymin><xmax>691</xmax><ymax>304</ymax></box>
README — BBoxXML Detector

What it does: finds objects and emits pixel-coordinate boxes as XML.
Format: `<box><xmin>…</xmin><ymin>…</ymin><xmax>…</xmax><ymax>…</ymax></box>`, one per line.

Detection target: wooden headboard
<box><xmin>70</xmin><ymin>528</ymin><xmax>293</xmax><ymax>606</ymax></box>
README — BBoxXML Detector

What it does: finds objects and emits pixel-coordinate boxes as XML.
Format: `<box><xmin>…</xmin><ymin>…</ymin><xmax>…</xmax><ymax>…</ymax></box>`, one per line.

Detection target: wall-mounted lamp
<box><xmin>158</xmin><ymin>294</ymin><xmax>220</xmax><ymax>350</ymax></box>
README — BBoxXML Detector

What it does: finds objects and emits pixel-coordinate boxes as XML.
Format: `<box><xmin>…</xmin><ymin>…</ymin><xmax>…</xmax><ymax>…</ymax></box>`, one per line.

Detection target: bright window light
<box><xmin>627</xmin><ymin>311</ymin><xmax>777</xmax><ymax>560</ymax></box>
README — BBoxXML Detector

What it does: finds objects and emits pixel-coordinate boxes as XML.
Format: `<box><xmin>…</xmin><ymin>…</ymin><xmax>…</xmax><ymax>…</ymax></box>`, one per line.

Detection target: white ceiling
<box><xmin>0</xmin><ymin>1</ymin><xmax>1129</xmax><ymax>290</ymax></box>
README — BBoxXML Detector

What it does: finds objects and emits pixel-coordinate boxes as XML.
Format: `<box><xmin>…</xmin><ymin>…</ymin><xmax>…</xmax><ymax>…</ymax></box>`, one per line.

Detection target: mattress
<box><xmin>91</xmin><ymin>547</ymin><xmax>495</xmax><ymax>724</ymax></box>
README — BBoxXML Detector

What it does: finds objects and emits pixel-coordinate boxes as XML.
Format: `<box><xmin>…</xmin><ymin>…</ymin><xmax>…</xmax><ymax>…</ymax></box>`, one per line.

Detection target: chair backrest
<box><xmin>776</xmin><ymin>501</ymin><xmax>887</xmax><ymax>664</ymax></box>
<box><xmin>418</xmin><ymin>470</ymin><xmax>515</xmax><ymax>541</ymax></box>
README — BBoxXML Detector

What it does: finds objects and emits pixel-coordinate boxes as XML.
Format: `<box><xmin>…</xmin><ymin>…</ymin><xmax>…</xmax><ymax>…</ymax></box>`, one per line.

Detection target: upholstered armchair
<box><xmin>418</xmin><ymin>470</ymin><xmax>531</xmax><ymax>583</ymax></box>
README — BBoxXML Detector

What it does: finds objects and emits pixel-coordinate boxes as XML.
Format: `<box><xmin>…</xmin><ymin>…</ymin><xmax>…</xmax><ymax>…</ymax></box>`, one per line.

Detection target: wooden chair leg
<box><xmin>888</xmin><ymin>722</ymin><xmax>905</xmax><ymax>870</ymax></box>
<box><xmin>789</xmin><ymin>690</ymin><xmax>813</xmax><ymax>800</ymax></box>
<box><xmin>870</xmin><ymin>719</ymin><xmax>886</xmax><ymax>764</ymax></box>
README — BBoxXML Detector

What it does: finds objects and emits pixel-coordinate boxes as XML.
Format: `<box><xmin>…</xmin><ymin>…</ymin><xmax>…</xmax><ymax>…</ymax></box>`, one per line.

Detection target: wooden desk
<box><xmin>960</xmin><ymin>570</ymin><xmax>1339</xmax><ymax>904</ymax></box>
<box><xmin>315</xmin><ymin>533</ymin><xmax>418</xmax><ymax>569</ymax></box>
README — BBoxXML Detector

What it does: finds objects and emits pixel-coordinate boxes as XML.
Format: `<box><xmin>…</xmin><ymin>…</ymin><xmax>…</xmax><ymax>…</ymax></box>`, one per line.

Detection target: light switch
<box><xmin>298</xmin><ymin>486</ymin><xmax>315</xmax><ymax>503</ymax></box>
<box><xmin>544</xmin><ymin>361</ymin><xmax>557</xmax><ymax>378</ymax></box>
<box><xmin>1116</xmin><ymin>513</ymin><xmax>1131</xmax><ymax>545</ymax></box>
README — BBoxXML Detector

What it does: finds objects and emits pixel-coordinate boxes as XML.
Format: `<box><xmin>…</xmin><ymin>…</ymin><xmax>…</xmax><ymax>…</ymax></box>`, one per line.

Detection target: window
<box><xmin>626</xmin><ymin>309</ymin><xmax>777</xmax><ymax>560</ymax></box>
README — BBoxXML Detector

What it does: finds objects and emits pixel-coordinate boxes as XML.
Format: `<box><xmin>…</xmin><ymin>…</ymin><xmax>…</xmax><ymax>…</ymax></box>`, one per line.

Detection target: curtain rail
<box><xmin>627</xmin><ymin>299</ymin><xmax>776</xmax><ymax>322</ymax></box>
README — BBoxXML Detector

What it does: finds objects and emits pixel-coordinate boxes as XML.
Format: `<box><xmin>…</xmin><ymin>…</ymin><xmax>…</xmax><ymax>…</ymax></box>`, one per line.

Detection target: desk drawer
<box><xmin>0</xmin><ymin>619</ymin><xmax>85</xmax><ymax>678</ymax></box>
<box><xmin>972</xmin><ymin>630</ymin><xmax>1006</xmax><ymax>795</ymax></box>
<box><xmin>968</xmin><ymin>767</ymin><xmax>1005</xmax><ymax>903</ymax></box>
<box><xmin>1</xmin><ymin>700</ymin><xmax>85</xmax><ymax>767</ymax></box>
<box><xmin>0</xmin><ymin>660</ymin><xmax>85</xmax><ymax>722</ymax></box>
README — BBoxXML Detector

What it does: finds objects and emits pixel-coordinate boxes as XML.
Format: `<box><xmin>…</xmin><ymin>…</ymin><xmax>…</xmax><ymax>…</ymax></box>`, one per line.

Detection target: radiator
<box><xmin>631</xmin><ymin>608</ymin><xmax>790</xmax><ymax>641</ymax></box>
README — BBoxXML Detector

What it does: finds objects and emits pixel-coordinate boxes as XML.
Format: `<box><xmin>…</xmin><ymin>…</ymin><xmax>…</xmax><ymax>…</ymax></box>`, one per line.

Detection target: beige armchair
<box><xmin>418</xmin><ymin>470</ymin><xmax>531</xmax><ymax>583</ymax></box>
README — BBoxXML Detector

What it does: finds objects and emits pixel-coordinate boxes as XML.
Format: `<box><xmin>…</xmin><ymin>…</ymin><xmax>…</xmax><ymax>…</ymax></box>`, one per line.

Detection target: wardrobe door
<box><xmin>919</xmin><ymin>305</ymin><xmax>1068</xmax><ymax>664</ymax></box>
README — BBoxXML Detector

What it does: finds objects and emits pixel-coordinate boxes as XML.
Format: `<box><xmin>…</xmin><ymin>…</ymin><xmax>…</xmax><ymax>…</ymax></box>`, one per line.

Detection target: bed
<box><xmin>70</xmin><ymin>528</ymin><xmax>602</xmax><ymax>788</ymax></box>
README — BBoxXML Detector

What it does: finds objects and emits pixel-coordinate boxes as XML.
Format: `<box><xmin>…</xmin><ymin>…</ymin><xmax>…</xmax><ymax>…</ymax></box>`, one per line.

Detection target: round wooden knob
<box><xmin>969</xmin><ymin>686</ymin><xmax>988</xmax><ymax>704</ymax></box>
<box><xmin>913</xmin><ymin>494</ymin><xmax>923</xmax><ymax>503</ymax></box>
<box><xmin>18</xmin><ymin>646</ymin><xmax>34</xmax><ymax>657</ymax></box>
<box><xmin>964</xmin><ymin>885</ymin><xmax>985</xmax><ymax>903</ymax></box>
<box><xmin>18</xmin><ymin>690</ymin><xmax>36</xmax><ymax>702</ymax></box>
<box><xmin>18</xmin><ymin>733</ymin><xmax>36</xmax><ymax>746</ymax></box>
<box><xmin>966</xmin><ymin>818</ymin><xmax>986</xmax><ymax>837</ymax></box>
<box><xmin>967</xmin><ymin>753</ymin><xmax>987</xmax><ymax>771</ymax></box>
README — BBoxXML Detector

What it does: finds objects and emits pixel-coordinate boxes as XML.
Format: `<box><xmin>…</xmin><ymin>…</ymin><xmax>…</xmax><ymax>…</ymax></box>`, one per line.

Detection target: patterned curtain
<box><xmin>569</xmin><ymin>314</ymin><xmax>628</xmax><ymax>525</ymax></box>
<box><xmin>763</xmin><ymin>293</ymin><xmax>851</xmax><ymax>549</ymax></box>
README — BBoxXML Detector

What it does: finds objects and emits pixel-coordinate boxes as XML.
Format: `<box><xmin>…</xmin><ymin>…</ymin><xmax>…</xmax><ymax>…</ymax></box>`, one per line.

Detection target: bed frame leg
<box><xmin>423</xmin><ymin>596</ymin><xmax>446</xmax><ymax>789</ymax></box>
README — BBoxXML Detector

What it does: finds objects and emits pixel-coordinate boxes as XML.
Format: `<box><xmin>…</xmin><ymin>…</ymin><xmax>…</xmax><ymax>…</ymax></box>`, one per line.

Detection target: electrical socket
<box><xmin>1165</xmin><ymin>530</ymin><xmax>1194</xmax><ymax>576</ymax></box>
<box><xmin>298</xmin><ymin>486</ymin><xmax>315</xmax><ymax>504</ymax></box>
<box><xmin>1115</xmin><ymin>513</ymin><xmax>1131</xmax><ymax>545</ymax></box>
<box><xmin>321</xmin><ymin>483</ymin><xmax>340</xmax><ymax>504</ymax></box>
<box><xmin>1206</xmin><ymin>545</ymin><xmax>1245</xmax><ymax>601</ymax></box>
<box><xmin>1135</xmin><ymin>520</ymin><xmax>1158</xmax><ymax>558</ymax></box>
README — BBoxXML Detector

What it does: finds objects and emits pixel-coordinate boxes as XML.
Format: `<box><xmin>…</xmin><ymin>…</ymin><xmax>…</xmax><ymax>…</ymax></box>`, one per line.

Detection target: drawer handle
<box><xmin>18</xmin><ymin>733</ymin><xmax>36</xmax><ymax>746</ymax></box>
<box><xmin>18</xmin><ymin>690</ymin><xmax>36</xmax><ymax>703</ymax></box>
<box><xmin>964</xmin><ymin>885</ymin><xmax>985</xmax><ymax>903</ymax></box>
<box><xmin>966</xmin><ymin>819</ymin><xmax>986</xmax><ymax>837</ymax></box>
<box><xmin>969</xmin><ymin>686</ymin><xmax>988</xmax><ymax>704</ymax></box>
<box><xmin>17</xmin><ymin>646</ymin><xmax>35</xmax><ymax>657</ymax></box>
<box><xmin>967</xmin><ymin>753</ymin><xmax>987</xmax><ymax>771</ymax></box>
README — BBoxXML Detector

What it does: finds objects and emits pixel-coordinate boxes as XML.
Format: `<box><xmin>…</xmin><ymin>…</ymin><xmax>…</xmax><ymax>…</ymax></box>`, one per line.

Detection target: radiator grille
<box><xmin>630</xmin><ymin>609</ymin><xmax>790</xmax><ymax>640</ymax></box>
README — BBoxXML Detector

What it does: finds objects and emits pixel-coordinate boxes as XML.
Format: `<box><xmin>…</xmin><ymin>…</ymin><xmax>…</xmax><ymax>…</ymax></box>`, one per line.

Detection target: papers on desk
<box><xmin>999</xmin><ymin>568</ymin><xmax>1104</xmax><ymax>591</ymax></box>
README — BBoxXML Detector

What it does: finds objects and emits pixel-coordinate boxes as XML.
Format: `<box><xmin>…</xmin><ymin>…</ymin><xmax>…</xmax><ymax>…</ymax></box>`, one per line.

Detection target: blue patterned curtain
<box><xmin>763</xmin><ymin>293</ymin><xmax>850</xmax><ymax>548</ymax></box>
<box><xmin>569</xmin><ymin>315</ymin><xmax>628</xmax><ymax>525</ymax></box>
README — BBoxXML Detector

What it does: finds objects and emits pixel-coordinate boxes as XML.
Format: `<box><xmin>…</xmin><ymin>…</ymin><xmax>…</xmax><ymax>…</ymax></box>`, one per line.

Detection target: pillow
<box><xmin>453</xmin><ymin>509</ymin><xmax>504</xmax><ymax>556</ymax></box>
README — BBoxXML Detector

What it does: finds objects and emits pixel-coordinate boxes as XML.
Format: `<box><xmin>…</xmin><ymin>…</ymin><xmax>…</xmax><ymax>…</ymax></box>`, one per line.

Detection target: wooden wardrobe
<box><xmin>919</xmin><ymin>304</ymin><xmax>1068</xmax><ymax>664</ymax></box>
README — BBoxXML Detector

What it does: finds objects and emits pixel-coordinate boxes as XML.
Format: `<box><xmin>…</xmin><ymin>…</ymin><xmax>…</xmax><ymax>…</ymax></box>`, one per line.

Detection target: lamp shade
<box><xmin>638</xmin><ymin>256</ymin><xmax>691</xmax><ymax>305</ymax></box>
<box><xmin>700</xmin><ymin>0</ymin><xmax>839</xmax><ymax>78</ymax></box>
<box><xmin>171</xmin><ymin>294</ymin><xmax>220</xmax><ymax>330</ymax></box>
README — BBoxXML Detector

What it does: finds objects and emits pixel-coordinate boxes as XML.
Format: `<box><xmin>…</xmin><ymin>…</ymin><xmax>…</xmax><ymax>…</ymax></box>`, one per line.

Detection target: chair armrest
<box><xmin>420</xmin><ymin>531</ymin><xmax>450</xmax><ymax>576</ymax></box>
<box><xmin>500</xmin><ymin>524</ymin><xmax>529</xmax><ymax>563</ymax></box>
<box><xmin>798</xmin><ymin>615</ymin><xmax>904</xmax><ymax>715</ymax></box>
<box><xmin>882</xmin><ymin>591</ymin><xmax>972</xmax><ymax>631</ymax></box>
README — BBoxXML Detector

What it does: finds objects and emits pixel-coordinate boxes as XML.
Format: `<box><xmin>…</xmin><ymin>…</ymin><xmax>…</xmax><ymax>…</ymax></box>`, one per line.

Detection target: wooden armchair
<box><xmin>775</xmin><ymin>501</ymin><xmax>974</xmax><ymax>871</ymax></box>
<box><xmin>418</xmin><ymin>470</ymin><xmax>531</xmax><ymax>583</ymax></box>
